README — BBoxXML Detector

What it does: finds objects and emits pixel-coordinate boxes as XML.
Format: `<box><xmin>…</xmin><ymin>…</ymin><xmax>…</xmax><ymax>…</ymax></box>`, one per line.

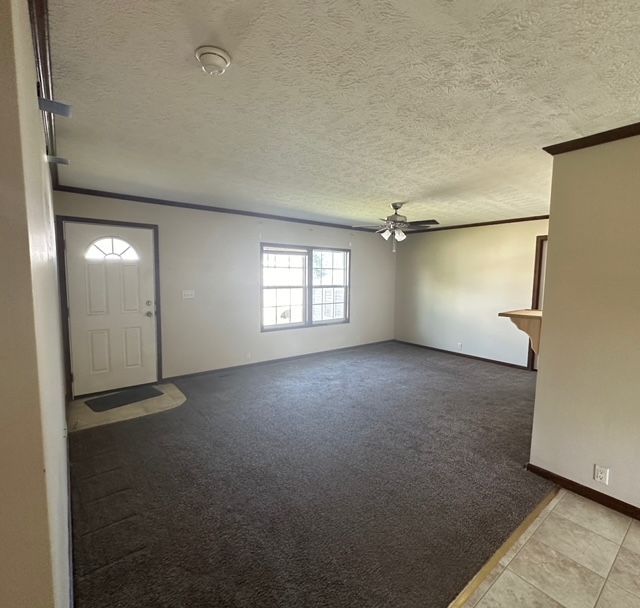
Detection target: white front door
<box><xmin>64</xmin><ymin>221</ymin><xmax>158</xmax><ymax>396</ymax></box>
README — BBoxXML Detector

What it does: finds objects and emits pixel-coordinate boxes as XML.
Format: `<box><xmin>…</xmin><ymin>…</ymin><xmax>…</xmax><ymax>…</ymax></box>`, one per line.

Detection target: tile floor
<box><xmin>67</xmin><ymin>382</ymin><xmax>185</xmax><ymax>431</ymax></box>
<box><xmin>461</xmin><ymin>489</ymin><xmax>640</xmax><ymax>608</ymax></box>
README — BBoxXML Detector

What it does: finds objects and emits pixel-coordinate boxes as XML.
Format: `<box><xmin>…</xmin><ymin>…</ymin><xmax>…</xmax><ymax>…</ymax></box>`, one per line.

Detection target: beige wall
<box><xmin>55</xmin><ymin>192</ymin><xmax>396</xmax><ymax>377</ymax></box>
<box><xmin>0</xmin><ymin>0</ymin><xmax>70</xmax><ymax>606</ymax></box>
<box><xmin>531</xmin><ymin>136</ymin><xmax>640</xmax><ymax>507</ymax></box>
<box><xmin>395</xmin><ymin>220</ymin><xmax>548</xmax><ymax>366</ymax></box>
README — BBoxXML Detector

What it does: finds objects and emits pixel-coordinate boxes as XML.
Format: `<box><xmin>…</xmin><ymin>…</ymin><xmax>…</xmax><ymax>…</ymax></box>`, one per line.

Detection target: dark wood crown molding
<box><xmin>55</xmin><ymin>185</ymin><xmax>550</xmax><ymax>234</ymax></box>
<box><xmin>543</xmin><ymin>121</ymin><xmax>640</xmax><ymax>156</ymax></box>
<box><xmin>54</xmin><ymin>185</ymin><xmax>374</xmax><ymax>232</ymax></box>
<box><xmin>408</xmin><ymin>214</ymin><xmax>549</xmax><ymax>234</ymax></box>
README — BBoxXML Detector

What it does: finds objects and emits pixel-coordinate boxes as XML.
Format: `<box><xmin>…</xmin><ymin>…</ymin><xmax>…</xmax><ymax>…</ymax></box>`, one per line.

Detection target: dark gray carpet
<box><xmin>69</xmin><ymin>341</ymin><xmax>553</xmax><ymax>608</ymax></box>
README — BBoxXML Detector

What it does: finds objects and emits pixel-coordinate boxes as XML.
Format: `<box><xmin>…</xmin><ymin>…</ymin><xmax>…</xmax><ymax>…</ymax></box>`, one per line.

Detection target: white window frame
<box><xmin>260</xmin><ymin>243</ymin><xmax>351</xmax><ymax>332</ymax></box>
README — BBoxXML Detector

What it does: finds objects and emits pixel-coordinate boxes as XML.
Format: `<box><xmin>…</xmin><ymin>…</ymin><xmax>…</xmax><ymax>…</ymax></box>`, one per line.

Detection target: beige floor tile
<box><xmin>608</xmin><ymin>547</ymin><xmax>640</xmax><ymax>598</ymax></box>
<box><xmin>477</xmin><ymin>569</ymin><xmax>562</xmax><ymax>608</ymax></box>
<box><xmin>623</xmin><ymin>520</ymin><xmax>640</xmax><ymax>556</ymax></box>
<box><xmin>533</xmin><ymin>512</ymin><xmax>619</xmax><ymax>576</ymax></box>
<box><xmin>68</xmin><ymin>383</ymin><xmax>186</xmax><ymax>431</ymax></box>
<box><xmin>553</xmin><ymin>492</ymin><xmax>631</xmax><ymax>544</ymax></box>
<box><xmin>596</xmin><ymin>581</ymin><xmax>640</xmax><ymax>608</ymax></box>
<box><xmin>498</xmin><ymin>490</ymin><xmax>565</xmax><ymax>569</ymax></box>
<box><xmin>461</xmin><ymin>564</ymin><xmax>504</xmax><ymax>607</ymax></box>
<box><xmin>509</xmin><ymin>538</ymin><xmax>605</xmax><ymax>608</ymax></box>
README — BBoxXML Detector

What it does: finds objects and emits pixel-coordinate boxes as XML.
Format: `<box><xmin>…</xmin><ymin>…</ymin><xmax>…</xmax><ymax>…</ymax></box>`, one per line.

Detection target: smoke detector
<box><xmin>195</xmin><ymin>46</ymin><xmax>231</xmax><ymax>76</ymax></box>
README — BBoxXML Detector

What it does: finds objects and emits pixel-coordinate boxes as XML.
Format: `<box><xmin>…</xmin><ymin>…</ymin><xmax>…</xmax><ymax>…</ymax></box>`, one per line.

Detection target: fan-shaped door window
<box><xmin>85</xmin><ymin>237</ymin><xmax>139</xmax><ymax>261</ymax></box>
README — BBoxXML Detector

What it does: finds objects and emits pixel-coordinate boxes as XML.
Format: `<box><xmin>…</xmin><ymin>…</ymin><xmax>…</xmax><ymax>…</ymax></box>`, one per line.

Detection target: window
<box><xmin>85</xmin><ymin>237</ymin><xmax>138</xmax><ymax>261</ymax></box>
<box><xmin>261</xmin><ymin>244</ymin><xmax>350</xmax><ymax>330</ymax></box>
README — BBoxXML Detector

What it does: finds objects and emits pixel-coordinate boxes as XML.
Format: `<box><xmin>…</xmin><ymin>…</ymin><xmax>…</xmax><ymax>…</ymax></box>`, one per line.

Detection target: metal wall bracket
<box><xmin>38</xmin><ymin>97</ymin><xmax>72</xmax><ymax>117</ymax></box>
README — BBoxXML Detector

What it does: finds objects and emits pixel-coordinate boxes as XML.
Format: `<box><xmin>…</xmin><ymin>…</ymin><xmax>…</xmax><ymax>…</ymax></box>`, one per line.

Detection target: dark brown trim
<box><xmin>394</xmin><ymin>340</ymin><xmax>529</xmax><ymax>370</ymax></box>
<box><xmin>28</xmin><ymin>0</ymin><xmax>59</xmax><ymax>186</ymax></box>
<box><xmin>55</xmin><ymin>186</ymin><xmax>373</xmax><ymax>232</ymax></box>
<box><xmin>408</xmin><ymin>215</ymin><xmax>549</xmax><ymax>234</ymax></box>
<box><xmin>163</xmin><ymin>340</ymin><xmax>395</xmax><ymax>383</ymax></box>
<box><xmin>544</xmin><ymin>121</ymin><xmax>640</xmax><ymax>156</ymax></box>
<box><xmin>528</xmin><ymin>234</ymin><xmax>548</xmax><ymax>370</ymax></box>
<box><xmin>55</xmin><ymin>186</ymin><xmax>551</xmax><ymax>235</ymax></box>
<box><xmin>527</xmin><ymin>464</ymin><xmax>640</xmax><ymax>521</ymax></box>
<box><xmin>55</xmin><ymin>215</ymin><xmax>163</xmax><ymax>397</ymax></box>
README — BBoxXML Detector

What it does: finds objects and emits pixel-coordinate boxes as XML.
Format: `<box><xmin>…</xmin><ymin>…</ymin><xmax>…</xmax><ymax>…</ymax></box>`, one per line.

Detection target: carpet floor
<box><xmin>69</xmin><ymin>341</ymin><xmax>553</xmax><ymax>608</ymax></box>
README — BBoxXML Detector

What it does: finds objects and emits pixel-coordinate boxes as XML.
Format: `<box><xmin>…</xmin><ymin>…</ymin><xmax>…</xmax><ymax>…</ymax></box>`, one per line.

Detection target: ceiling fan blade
<box><xmin>352</xmin><ymin>224</ymin><xmax>384</xmax><ymax>229</ymax></box>
<box><xmin>407</xmin><ymin>219</ymin><xmax>439</xmax><ymax>226</ymax></box>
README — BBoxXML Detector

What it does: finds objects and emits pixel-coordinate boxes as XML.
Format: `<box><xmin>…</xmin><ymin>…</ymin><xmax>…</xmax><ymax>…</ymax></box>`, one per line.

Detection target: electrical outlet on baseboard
<box><xmin>457</xmin><ymin>342</ymin><xmax>463</xmax><ymax>351</ymax></box>
<box><xmin>594</xmin><ymin>464</ymin><xmax>610</xmax><ymax>485</ymax></box>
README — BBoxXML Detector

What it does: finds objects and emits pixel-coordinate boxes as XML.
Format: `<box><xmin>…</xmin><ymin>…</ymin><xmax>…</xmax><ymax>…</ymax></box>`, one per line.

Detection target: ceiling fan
<box><xmin>353</xmin><ymin>202</ymin><xmax>439</xmax><ymax>252</ymax></box>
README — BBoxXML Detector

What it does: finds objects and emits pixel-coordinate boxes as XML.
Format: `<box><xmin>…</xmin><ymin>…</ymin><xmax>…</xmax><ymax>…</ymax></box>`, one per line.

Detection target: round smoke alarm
<box><xmin>195</xmin><ymin>46</ymin><xmax>231</xmax><ymax>76</ymax></box>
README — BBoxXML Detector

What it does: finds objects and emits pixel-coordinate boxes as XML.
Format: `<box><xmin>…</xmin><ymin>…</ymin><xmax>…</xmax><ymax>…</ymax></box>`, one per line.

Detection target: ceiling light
<box><xmin>395</xmin><ymin>229</ymin><xmax>407</xmax><ymax>242</ymax></box>
<box><xmin>381</xmin><ymin>229</ymin><xmax>392</xmax><ymax>240</ymax></box>
<box><xmin>195</xmin><ymin>46</ymin><xmax>231</xmax><ymax>76</ymax></box>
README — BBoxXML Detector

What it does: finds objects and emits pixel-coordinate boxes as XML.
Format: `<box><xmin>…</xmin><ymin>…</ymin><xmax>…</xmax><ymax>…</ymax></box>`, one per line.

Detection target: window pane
<box><xmin>263</xmin><ymin>289</ymin><xmax>276</xmax><ymax>307</ymax></box>
<box><xmin>320</xmin><ymin>268</ymin><xmax>332</xmax><ymax>286</ymax></box>
<box><xmin>291</xmin><ymin>288</ymin><xmax>304</xmax><ymax>306</ymax></box>
<box><xmin>263</xmin><ymin>307</ymin><xmax>276</xmax><ymax>326</ymax></box>
<box><xmin>333</xmin><ymin>251</ymin><xmax>346</xmax><ymax>269</ymax></box>
<box><xmin>334</xmin><ymin>288</ymin><xmax>344</xmax><ymax>303</ymax></box>
<box><xmin>290</xmin><ymin>305</ymin><xmax>303</xmax><ymax>323</ymax></box>
<box><xmin>276</xmin><ymin>288</ymin><xmax>291</xmax><ymax>306</ymax></box>
<box><xmin>312</xmin><ymin>304</ymin><xmax>322</xmax><ymax>322</ymax></box>
<box><xmin>323</xmin><ymin>303</ymin><xmax>333</xmax><ymax>318</ymax></box>
<box><xmin>276</xmin><ymin>306</ymin><xmax>292</xmax><ymax>324</ymax></box>
<box><xmin>321</xmin><ymin>251</ymin><xmax>332</xmax><ymax>267</ymax></box>
<box><xmin>334</xmin><ymin>303</ymin><xmax>345</xmax><ymax>319</ymax></box>
<box><xmin>333</xmin><ymin>269</ymin><xmax>345</xmax><ymax>285</ymax></box>
<box><xmin>312</xmin><ymin>287</ymin><xmax>322</xmax><ymax>304</ymax></box>
<box><xmin>323</xmin><ymin>288</ymin><xmax>334</xmax><ymax>303</ymax></box>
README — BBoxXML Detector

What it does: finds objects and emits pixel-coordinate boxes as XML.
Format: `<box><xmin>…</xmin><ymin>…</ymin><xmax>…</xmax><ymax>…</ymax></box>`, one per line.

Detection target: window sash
<box><xmin>261</xmin><ymin>244</ymin><xmax>350</xmax><ymax>330</ymax></box>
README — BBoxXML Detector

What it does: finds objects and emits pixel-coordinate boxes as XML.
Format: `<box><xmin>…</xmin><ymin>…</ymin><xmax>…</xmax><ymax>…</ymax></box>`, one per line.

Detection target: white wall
<box><xmin>55</xmin><ymin>192</ymin><xmax>396</xmax><ymax>377</ymax></box>
<box><xmin>0</xmin><ymin>0</ymin><xmax>69</xmax><ymax>605</ymax></box>
<box><xmin>531</xmin><ymin>135</ymin><xmax>640</xmax><ymax>507</ymax></box>
<box><xmin>395</xmin><ymin>219</ymin><xmax>548</xmax><ymax>366</ymax></box>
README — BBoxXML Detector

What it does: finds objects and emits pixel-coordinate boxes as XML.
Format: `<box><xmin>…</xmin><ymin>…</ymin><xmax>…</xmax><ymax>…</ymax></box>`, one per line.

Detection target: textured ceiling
<box><xmin>49</xmin><ymin>0</ymin><xmax>640</xmax><ymax>225</ymax></box>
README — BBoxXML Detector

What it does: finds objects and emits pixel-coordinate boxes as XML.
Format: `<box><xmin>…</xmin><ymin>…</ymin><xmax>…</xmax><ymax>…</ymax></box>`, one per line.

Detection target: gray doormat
<box><xmin>85</xmin><ymin>386</ymin><xmax>162</xmax><ymax>412</ymax></box>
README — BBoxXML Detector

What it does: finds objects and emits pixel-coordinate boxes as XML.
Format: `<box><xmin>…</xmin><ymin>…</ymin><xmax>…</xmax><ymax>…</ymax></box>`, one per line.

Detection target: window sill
<box><xmin>261</xmin><ymin>319</ymin><xmax>350</xmax><ymax>333</ymax></box>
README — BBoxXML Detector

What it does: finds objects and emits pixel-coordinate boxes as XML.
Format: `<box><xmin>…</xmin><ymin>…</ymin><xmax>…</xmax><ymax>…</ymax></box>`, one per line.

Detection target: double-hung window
<box><xmin>261</xmin><ymin>244</ymin><xmax>350</xmax><ymax>330</ymax></box>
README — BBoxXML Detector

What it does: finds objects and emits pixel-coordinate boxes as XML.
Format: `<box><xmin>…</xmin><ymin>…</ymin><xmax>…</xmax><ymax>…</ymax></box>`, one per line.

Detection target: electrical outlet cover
<box><xmin>594</xmin><ymin>465</ymin><xmax>610</xmax><ymax>485</ymax></box>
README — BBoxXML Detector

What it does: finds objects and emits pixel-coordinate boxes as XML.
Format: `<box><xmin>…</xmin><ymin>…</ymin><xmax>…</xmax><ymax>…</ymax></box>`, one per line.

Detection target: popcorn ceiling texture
<box><xmin>49</xmin><ymin>0</ymin><xmax>640</xmax><ymax>225</ymax></box>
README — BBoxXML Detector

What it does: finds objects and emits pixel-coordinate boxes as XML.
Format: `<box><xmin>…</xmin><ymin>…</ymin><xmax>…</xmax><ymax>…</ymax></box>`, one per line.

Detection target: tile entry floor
<box><xmin>460</xmin><ymin>490</ymin><xmax>640</xmax><ymax>608</ymax></box>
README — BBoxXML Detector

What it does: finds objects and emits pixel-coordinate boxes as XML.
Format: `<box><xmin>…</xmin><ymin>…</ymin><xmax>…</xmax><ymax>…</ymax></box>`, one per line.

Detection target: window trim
<box><xmin>260</xmin><ymin>242</ymin><xmax>351</xmax><ymax>332</ymax></box>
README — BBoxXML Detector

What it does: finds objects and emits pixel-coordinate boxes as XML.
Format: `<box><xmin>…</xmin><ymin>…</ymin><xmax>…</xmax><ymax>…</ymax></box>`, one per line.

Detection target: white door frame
<box><xmin>57</xmin><ymin>216</ymin><xmax>162</xmax><ymax>397</ymax></box>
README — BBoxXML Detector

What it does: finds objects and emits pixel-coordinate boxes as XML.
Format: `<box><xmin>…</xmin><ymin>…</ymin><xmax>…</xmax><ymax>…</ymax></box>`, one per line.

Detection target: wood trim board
<box><xmin>543</xmin><ymin>121</ymin><xmax>640</xmax><ymax>156</ymax></box>
<box><xmin>394</xmin><ymin>340</ymin><xmax>530</xmax><ymax>370</ymax></box>
<box><xmin>527</xmin><ymin>464</ymin><xmax>640</xmax><ymax>521</ymax></box>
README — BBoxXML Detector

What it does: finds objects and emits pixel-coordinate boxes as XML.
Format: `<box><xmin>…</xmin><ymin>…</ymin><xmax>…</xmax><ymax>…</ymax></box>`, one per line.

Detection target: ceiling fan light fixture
<box><xmin>381</xmin><ymin>229</ymin><xmax>392</xmax><ymax>240</ymax></box>
<box><xmin>395</xmin><ymin>229</ymin><xmax>407</xmax><ymax>242</ymax></box>
<box><xmin>195</xmin><ymin>45</ymin><xmax>231</xmax><ymax>76</ymax></box>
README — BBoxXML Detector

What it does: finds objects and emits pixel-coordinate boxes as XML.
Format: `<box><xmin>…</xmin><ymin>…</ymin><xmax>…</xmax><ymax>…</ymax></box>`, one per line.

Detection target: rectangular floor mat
<box><xmin>85</xmin><ymin>386</ymin><xmax>163</xmax><ymax>412</ymax></box>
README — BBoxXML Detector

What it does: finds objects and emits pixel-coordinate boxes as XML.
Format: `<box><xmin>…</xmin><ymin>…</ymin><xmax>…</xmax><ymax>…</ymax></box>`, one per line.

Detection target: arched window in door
<box><xmin>85</xmin><ymin>237</ymin><xmax>139</xmax><ymax>261</ymax></box>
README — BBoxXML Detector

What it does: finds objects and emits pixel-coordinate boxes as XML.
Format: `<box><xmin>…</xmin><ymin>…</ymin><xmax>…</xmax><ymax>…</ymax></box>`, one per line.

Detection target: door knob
<box><xmin>145</xmin><ymin>311</ymin><xmax>153</xmax><ymax>317</ymax></box>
